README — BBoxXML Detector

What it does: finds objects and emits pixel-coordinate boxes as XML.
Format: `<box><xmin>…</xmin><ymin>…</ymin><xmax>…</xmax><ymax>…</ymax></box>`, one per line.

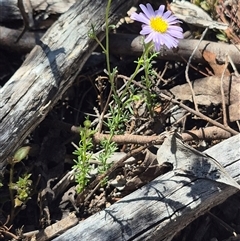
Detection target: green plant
<box><xmin>138</xmin><ymin>43</ymin><xmax>158</xmax><ymax>116</ymax></box>
<box><xmin>73</xmin><ymin>0</ymin><xmax>128</xmax><ymax>192</ymax></box>
<box><xmin>192</xmin><ymin>0</ymin><xmax>229</xmax><ymax>42</ymax></box>
<box><xmin>98</xmin><ymin>138</ymin><xmax>117</xmax><ymax>174</ymax></box>
<box><xmin>193</xmin><ymin>0</ymin><xmax>218</xmax><ymax>15</ymax></box>
<box><xmin>7</xmin><ymin>146</ymin><xmax>32</xmax><ymax>223</ymax></box>
<box><xmin>73</xmin><ymin>1</ymin><xmax>183</xmax><ymax>193</ymax></box>
<box><xmin>72</xmin><ymin>119</ymin><xmax>96</xmax><ymax>193</ymax></box>
<box><xmin>9</xmin><ymin>173</ymin><xmax>32</xmax><ymax>207</ymax></box>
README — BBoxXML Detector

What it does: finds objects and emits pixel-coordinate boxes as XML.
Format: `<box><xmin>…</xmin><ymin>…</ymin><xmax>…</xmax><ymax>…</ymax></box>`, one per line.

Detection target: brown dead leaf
<box><xmin>171</xmin><ymin>76</ymin><xmax>239</xmax><ymax>105</ymax></box>
<box><xmin>229</xmin><ymin>102</ymin><xmax>240</xmax><ymax>122</ymax></box>
<box><xmin>202</xmin><ymin>50</ymin><xmax>230</xmax><ymax>76</ymax></box>
<box><xmin>170</xmin><ymin>75</ymin><xmax>240</xmax><ymax>121</ymax></box>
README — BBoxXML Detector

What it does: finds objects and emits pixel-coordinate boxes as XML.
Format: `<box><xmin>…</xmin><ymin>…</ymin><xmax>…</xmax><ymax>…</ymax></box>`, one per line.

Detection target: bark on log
<box><xmin>0</xmin><ymin>0</ymin><xmax>139</xmax><ymax>175</ymax></box>
<box><xmin>53</xmin><ymin>134</ymin><xmax>240</xmax><ymax>241</ymax></box>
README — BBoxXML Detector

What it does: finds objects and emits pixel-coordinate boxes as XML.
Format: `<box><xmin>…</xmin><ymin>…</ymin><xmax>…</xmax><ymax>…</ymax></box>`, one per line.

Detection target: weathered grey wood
<box><xmin>53</xmin><ymin>134</ymin><xmax>240</xmax><ymax>241</ymax></box>
<box><xmin>109</xmin><ymin>34</ymin><xmax>240</xmax><ymax>68</ymax></box>
<box><xmin>0</xmin><ymin>0</ymin><xmax>139</xmax><ymax>174</ymax></box>
<box><xmin>0</xmin><ymin>26</ymin><xmax>44</xmax><ymax>53</ymax></box>
<box><xmin>0</xmin><ymin>0</ymin><xmax>76</xmax><ymax>21</ymax></box>
<box><xmin>2</xmin><ymin>28</ymin><xmax>240</xmax><ymax>70</ymax></box>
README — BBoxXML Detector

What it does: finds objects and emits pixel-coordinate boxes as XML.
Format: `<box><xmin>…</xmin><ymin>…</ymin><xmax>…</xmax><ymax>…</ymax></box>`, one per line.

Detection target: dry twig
<box><xmin>220</xmin><ymin>56</ymin><xmax>229</xmax><ymax>127</ymax></box>
<box><xmin>185</xmin><ymin>27</ymin><xmax>209</xmax><ymax>113</ymax></box>
<box><xmin>159</xmin><ymin>92</ymin><xmax>239</xmax><ymax>135</ymax></box>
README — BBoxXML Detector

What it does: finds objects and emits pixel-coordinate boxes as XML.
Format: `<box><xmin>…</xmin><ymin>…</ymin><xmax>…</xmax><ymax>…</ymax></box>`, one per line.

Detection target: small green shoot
<box><xmin>7</xmin><ymin>146</ymin><xmax>32</xmax><ymax>223</ymax></box>
<box><xmin>9</xmin><ymin>173</ymin><xmax>32</xmax><ymax>208</ymax></box>
<box><xmin>72</xmin><ymin>119</ymin><xmax>96</xmax><ymax>193</ymax></box>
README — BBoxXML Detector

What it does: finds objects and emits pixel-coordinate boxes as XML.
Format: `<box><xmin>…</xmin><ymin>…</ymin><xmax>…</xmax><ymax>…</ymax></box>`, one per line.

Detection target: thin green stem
<box><xmin>120</xmin><ymin>56</ymin><xmax>143</xmax><ymax>107</ymax></box>
<box><xmin>120</xmin><ymin>42</ymin><xmax>153</xmax><ymax>110</ymax></box>
<box><xmin>143</xmin><ymin>44</ymin><xmax>155</xmax><ymax>115</ymax></box>
<box><xmin>105</xmin><ymin>0</ymin><xmax>112</xmax><ymax>81</ymax></box>
<box><xmin>105</xmin><ymin>0</ymin><xmax>123</xmax><ymax>117</ymax></box>
<box><xmin>94</xmin><ymin>37</ymin><xmax>106</xmax><ymax>53</ymax></box>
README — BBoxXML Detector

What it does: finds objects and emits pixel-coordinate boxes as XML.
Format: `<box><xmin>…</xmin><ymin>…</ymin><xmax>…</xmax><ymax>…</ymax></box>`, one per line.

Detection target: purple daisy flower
<box><xmin>131</xmin><ymin>3</ymin><xmax>183</xmax><ymax>51</ymax></box>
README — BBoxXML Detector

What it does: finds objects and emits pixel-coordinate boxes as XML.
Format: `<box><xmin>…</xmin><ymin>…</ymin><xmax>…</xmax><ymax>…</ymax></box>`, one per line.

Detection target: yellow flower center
<box><xmin>150</xmin><ymin>17</ymin><xmax>168</xmax><ymax>33</ymax></box>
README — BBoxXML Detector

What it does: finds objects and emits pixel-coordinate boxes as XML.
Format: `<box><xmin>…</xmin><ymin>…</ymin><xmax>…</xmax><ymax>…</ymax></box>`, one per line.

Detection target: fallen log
<box><xmin>53</xmin><ymin>134</ymin><xmax>240</xmax><ymax>241</ymax></box>
<box><xmin>0</xmin><ymin>0</ymin><xmax>76</xmax><ymax>21</ymax></box>
<box><xmin>1</xmin><ymin>27</ymin><xmax>240</xmax><ymax>68</ymax></box>
<box><xmin>109</xmin><ymin>34</ymin><xmax>240</xmax><ymax>68</ymax></box>
<box><xmin>0</xmin><ymin>0</ymin><xmax>139</xmax><ymax>175</ymax></box>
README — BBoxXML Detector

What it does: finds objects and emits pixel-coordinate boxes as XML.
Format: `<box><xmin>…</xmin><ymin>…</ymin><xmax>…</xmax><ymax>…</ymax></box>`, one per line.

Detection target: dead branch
<box><xmin>43</xmin><ymin>120</ymin><xmax>234</xmax><ymax>144</ymax></box>
<box><xmin>1</xmin><ymin>30</ymin><xmax>240</xmax><ymax>70</ymax></box>
<box><xmin>0</xmin><ymin>26</ymin><xmax>43</xmax><ymax>53</ymax></box>
<box><xmin>91</xmin><ymin>126</ymin><xmax>232</xmax><ymax>144</ymax></box>
<box><xmin>109</xmin><ymin>34</ymin><xmax>240</xmax><ymax>68</ymax></box>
